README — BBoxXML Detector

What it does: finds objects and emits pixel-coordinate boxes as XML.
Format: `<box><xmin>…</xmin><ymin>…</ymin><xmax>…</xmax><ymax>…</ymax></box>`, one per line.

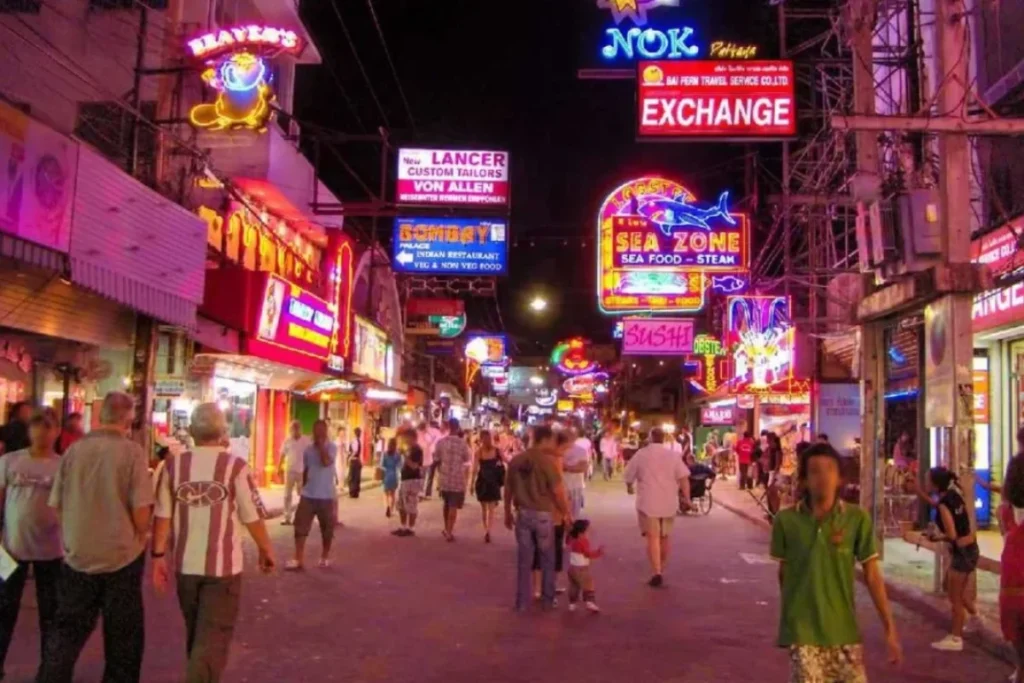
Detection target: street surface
<box><xmin>3</xmin><ymin>480</ymin><xmax>1012</xmax><ymax>682</ymax></box>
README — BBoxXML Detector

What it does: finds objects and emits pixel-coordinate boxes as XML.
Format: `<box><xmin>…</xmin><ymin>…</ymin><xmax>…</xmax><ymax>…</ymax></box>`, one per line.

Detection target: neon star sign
<box><xmin>593</xmin><ymin>0</ymin><xmax>700</xmax><ymax>64</ymax></box>
<box><xmin>597</xmin><ymin>0</ymin><xmax>680</xmax><ymax>26</ymax></box>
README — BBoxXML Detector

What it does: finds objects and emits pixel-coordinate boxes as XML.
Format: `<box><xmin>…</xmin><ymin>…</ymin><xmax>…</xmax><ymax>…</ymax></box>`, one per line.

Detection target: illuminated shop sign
<box><xmin>551</xmin><ymin>337</ymin><xmax>600</xmax><ymax>376</ymax></box>
<box><xmin>327</xmin><ymin>233</ymin><xmax>356</xmax><ymax>365</ymax></box>
<box><xmin>186</xmin><ymin>26</ymin><xmax>302</xmax><ymax>133</ymax></box>
<box><xmin>352</xmin><ymin>316</ymin><xmax>389</xmax><ymax>383</ymax></box>
<box><xmin>396</xmin><ymin>148</ymin><xmax>510</xmax><ymax>207</ymax></box>
<box><xmin>255</xmin><ymin>275</ymin><xmax>335</xmax><ymax>360</ymax></box>
<box><xmin>701</xmin><ymin>406</ymin><xmax>735</xmax><ymax>425</ymax></box>
<box><xmin>622</xmin><ymin>318</ymin><xmax>694</xmax><ymax>355</ymax></box>
<box><xmin>198</xmin><ymin>203</ymin><xmax>318</xmax><ymax>287</ymax></box>
<box><xmin>637</xmin><ymin>60</ymin><xmax>796</xmax><ymax>139</ymax></box>
<box><xmin>598</xmin><ymin>177</ymin><xmax>748</xmax><ymax>315</ymax></box>
<box><xmin>563</xmin><ymin>371</ymin><xmax>609</xmax><ymax>397</ymax></box>
<box><xmin>685</xmin><ymin>334</ymin><xmax>728</xmax><ymax>393</ymax></box>
<box><xmin>392</xmin><ymin>217</ymin><xmax>508</xmax><ymax>275</ymax></box>
<box><xmin>971</xmin><ymin>219</ymin><xmax>1024</xmax><ymax>333</ymax></box>
<box><xmin>725</xmin><ymin>295</ymin><xmax>794</xmax><ymax>393</ymax></box>
<box><xmin>465</xmin><ymin>335</ymin><xmax>507</xmax><ymax>365</ymax></box>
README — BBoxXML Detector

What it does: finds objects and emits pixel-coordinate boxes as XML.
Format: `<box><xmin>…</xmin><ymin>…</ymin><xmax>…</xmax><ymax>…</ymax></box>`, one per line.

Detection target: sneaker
<box><xmin>648</xmin><ymin>574</ymin><xmax>664</xmax><ymax>588</ymax></box>
<box><xmin>931</xmin><ymin>634</ymin><xmax>964</xmax><ymax>652</ymax></box>
<box><xmin>568</xmin><ymin>603</ymin><xmax>577</xmax><ymax>612</ymax></box>
<box><xmin>585</xmin><ymin>601</ymin><xmax>601</xmax><ymax>613</ymax></box>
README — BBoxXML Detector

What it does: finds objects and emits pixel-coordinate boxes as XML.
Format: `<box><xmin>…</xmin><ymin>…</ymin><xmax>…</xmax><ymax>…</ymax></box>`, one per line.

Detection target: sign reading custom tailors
<box><xmin>637</xmin><ymin>60</ymin><xmax>796</xmax><ymax>139</ymax></box>
<box><xmin>393</xmin><ymin>218</ymin><xmax>508</xmax><ymax>275</ymax></box>
<box><xmin>622</xmin><ymin>318</ymin><xmax>695</xmax><ymax>355</ymax></box>
<box><xmin>396</xmin><ymin>148</ymin><xmax>509</xmax><ymax>207</ymax></box>
<box><xmin>255</xmin><ymin>275</ymin><xmax>335</xmax><ymax>359</ymax></box>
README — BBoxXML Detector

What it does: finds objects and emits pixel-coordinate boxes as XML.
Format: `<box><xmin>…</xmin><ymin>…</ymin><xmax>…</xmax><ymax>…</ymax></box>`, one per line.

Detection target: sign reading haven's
<box><xmin>637</xmin><ymin>60</ymin><xmax>796</xmax><ymax>139</ymax></box>
<box><xmin>622</xmin><ymin>318</ymin><xmax>695</xmax><ymax>355</ymax></box>
<box><xmin>396</xmin><ymin>148</ymin><xmax>509</xmax><ymax>207</ymax></box>
<box><xmin>392</xmin><ymin>217</ymin><xmax>508</xmax><ymax>275</ymax></box>
<box><xmin>255</xmin><ymin>275</ymin><xmax>335</xmax><ymax>360</ymax></box>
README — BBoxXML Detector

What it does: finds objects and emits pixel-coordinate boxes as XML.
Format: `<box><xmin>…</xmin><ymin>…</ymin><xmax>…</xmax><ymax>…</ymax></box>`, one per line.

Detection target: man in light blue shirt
<box><xmin>286</xmin><ymin>420</ymin><xmax>338</xmax><ymax>570</ymax></box>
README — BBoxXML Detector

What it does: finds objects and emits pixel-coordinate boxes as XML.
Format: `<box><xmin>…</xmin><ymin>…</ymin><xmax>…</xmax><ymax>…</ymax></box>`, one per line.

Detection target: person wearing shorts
<box><xmin>624</xmin><ymin>428</ymin><xmax>690</xmax><ymax>588</ymax></box>
<box><xmin>435</xmin><ymin>418</ymin><xmax>472</xmax><ymax>542</ymax></box>
<box><xmin>286</xmin><ymin>420</ymin><xmax>337</xmax><ymax>570</ymax></box>
<box><xmin>394</xmin><ymin>428</ymin><xmax>423</xmax><ymax>537</ymax></box>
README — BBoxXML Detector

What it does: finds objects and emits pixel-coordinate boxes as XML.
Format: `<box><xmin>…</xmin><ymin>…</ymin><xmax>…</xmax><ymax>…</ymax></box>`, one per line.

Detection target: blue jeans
<box><xmin>515</xmin><ymin>509</ymin><xmax>555</xmax><ymax>609</ymax></box>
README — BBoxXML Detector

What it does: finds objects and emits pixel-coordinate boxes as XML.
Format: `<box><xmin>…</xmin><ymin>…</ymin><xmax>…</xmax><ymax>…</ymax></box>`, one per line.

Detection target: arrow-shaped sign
<box><xmin>396</xmin><ymin>251</ymin><xmax>414</xmax><ymax>265</ymax></box>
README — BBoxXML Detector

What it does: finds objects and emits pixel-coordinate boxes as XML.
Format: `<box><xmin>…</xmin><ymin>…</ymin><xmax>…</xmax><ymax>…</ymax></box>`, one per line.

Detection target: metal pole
<box><xmin>128</xmin><ymin>4</ymin><xmax>148</xmax><ymax>177</ymax></box>
<box><xmin>779</xmin><ymin>2</ymin><xmax>791</xmax><ymax>300</ymax></box>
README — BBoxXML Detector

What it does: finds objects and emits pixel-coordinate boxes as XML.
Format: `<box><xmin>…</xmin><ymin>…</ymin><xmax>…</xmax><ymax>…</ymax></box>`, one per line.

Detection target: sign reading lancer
<box><xmin>396</xmin><ymin>148</ymin><xmax>509</xmax><ymax>207</ymax></box>
<box><xmin>638</xmin><ymin>60</ymin><xmax>796</xmax><ymax>139</ymax></box>
<box><xmin>393</xmin><ymin>217</ymin><xmax>508</xmax><ymax>275</ymax></box>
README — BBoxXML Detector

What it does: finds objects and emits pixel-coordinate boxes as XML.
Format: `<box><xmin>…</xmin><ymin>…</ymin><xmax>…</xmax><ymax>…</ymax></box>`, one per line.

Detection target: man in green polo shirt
<box><xmin>770</xmin><ymin>443</ymin><xmax>902</xmax><ymax>682</ymax></box>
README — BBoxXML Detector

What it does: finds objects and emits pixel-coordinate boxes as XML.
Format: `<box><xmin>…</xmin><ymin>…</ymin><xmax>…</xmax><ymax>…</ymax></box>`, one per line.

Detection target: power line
<box><xmin>326</xmin><ymin>0</ymin><xmax>390</xmax><ymax>128</ymax></box>
<box><xmin>364</xmin><ymin>0</ymin><xmax>417</xmax><ymax>135</ymax></box>
<box><xmin>317</xmin><ymin>57</ymin><xmax>367</xmax><ymax>132</ymax></box>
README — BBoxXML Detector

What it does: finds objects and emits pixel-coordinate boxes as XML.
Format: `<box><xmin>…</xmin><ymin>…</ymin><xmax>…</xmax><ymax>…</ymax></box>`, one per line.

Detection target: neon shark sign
<box><xmin>597</xmin><ymin>176</ymin><xmax>749</xmax><ymax>315</ymax></box>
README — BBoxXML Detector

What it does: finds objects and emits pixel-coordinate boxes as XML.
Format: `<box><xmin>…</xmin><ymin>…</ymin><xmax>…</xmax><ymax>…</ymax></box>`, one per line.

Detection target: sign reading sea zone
<box><xmin>396</xmin><ymin>148</ymin><xmax>510</xmax><ymax>207</ymax></box>
<box><xmin>612</xmin><ymin>214</ymin><xmax>748</xmax><ymax>271</ymax></box>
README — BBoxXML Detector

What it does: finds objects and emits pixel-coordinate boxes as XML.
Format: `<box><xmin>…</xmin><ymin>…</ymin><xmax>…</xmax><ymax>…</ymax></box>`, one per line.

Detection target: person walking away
<box><xmin>771</xmin><ymin>442</ymin><xmax>901</xmax><ymax>681</ymax></box>
<box><xmin>599</xmin><ymin>428</ymin><xmax>619</xmax><ymax>481</ymax></box>
<box><xmin>562</xmin><ymin>427</ymin><xmax>589</xmax><ymax>521</ymax></box>
<box><xmin>419</xmin><ymin>421</ymin><xmax>441</xmax><ymax>500</ymax></box>
<box><xmin>39</xmin><ymin>392</ymin><xmax>154</xmax><ymax>683</ymax></box>
<box><xmin>151</xmin><ymin>403</ymin><xmax>275</xmax><ymax>682</ymax></box>
<box><xmin>0</xmin><ymin>408</ymin><xmax>62</xmax><ymax>680</ymax></box>
<box><xmin>436</xmin><ymin>418</ymin><xmax>472</xmax><ymax>542</ymax></box>
<box><xmin>0</xmin><ymin>402</ymin><xmax>31</xmax><ymax>456</ymax></box>
<box><xmin>278</xmin><ymin>421</ymin><xmax>310</xmax><ymax>526</ymax></box>
<box><xmin>505</xmin><ymin>425</ymin><xmax>570</xmax><ymax>611</ymax></box>
<box><xmin>56</xmin><ymin>412</ymin><xmax>84</xmax><ymax>455</ymax></box>
<box><xmin>286</xmin><ymin>420</ymin><xmax>338</xmax><ymax>570</ymax></box>
<box><xmin>736</xmin><ymin>431</ymin><xmax>755</xmax><ymax>491</ymax></box>
<box><xmin>395</xmin><ymin>428</ymin><xmax>424</xmax><ymax>537</ymax></box>
<box><xmin>566</xmin><ymin>519</ymin><xmax>603</xmax><ymax>613</ymax></box>
<box><xmin>379</xmin><ymin>438</ymin><xmax>402</xmax><ymax>519</ymax></box>
<box><xmin>472</xmin><ymin>430</ymin><xmax>505</xmax><ymax>543</ymax></box>
<box><xmin>624</xmin><ymin>428</ymin><xmax>691</xmax><ymax>588</ymax></box>
<box><xmin>346</xmin><ymin>427</ymin><xmax>363</xmax><ymax>498</ymax></box>
<box><xmin>924</xmin><ymin>467</ymin><xmax>982</xmax><ymax>651</ymax></box>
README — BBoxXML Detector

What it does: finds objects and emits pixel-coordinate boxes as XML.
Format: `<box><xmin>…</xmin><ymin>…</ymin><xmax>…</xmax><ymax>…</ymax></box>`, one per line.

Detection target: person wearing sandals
<box><xmin>287</xmin><ymin>420</ymin><xmax>338</xmax><ymax>570</ymax></box>
<box><xmin>472</xmin><ymin>430</ymin><xmax>505</xmax><ymax>543</ymax></box>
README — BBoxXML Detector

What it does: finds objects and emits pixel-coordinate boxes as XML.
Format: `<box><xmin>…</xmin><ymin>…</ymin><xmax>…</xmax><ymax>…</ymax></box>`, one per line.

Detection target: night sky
<box><xmin>295</xmin><ymin>1</ymin><xmax>778</xmax><ymax>351</ymax></box>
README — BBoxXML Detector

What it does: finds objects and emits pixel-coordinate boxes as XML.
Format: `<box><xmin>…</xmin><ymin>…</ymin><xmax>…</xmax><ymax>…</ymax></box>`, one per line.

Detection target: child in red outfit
<box><xmin>566</xmin><ymin>519</ymin><xmax>603</xmax><ymax>613</ymax></box>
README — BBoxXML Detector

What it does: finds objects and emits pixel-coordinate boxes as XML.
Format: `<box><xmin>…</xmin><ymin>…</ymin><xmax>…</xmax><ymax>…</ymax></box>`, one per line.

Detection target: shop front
<box><xmin>344</xmin><ymin>315</ymin><xmax>405</xmax><ymax>462</ymax></box>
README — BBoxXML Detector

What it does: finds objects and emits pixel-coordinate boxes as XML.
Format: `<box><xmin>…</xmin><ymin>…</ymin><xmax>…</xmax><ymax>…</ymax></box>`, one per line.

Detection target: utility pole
<box><xmin>837</xmin><ymin>0</ymin><xmax>1022</xmax><ymax>572</ymax></box>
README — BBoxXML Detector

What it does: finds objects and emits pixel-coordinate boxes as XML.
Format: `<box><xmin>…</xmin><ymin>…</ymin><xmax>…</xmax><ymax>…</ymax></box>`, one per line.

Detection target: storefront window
<box><xmin>213</xmin><ymin>377</ymin><xmax>256</xmax><ymax>460</ymax></box>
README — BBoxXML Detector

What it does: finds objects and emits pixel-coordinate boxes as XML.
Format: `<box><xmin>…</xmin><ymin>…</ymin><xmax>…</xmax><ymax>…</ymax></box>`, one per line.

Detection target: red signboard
<box><xmin>612</xmin><ymin>215</ymin><xmax>748</xmax><ymax>271</ymax></box>
<box><xmin>637</xmin><ymin>60</ymin><xmax>796</xmax><ymax>139</ymax></box>
<box><xmin>254</xmin><ymin>275</ymin><xmax>335</xmax><ymax>360</ymax></box>
<box><xmin>407</xmin><ymin>298</ymin><xmax>465</xmax><ymax>317</ymax></box>
<box><xmin>396</xmin><ymin>148</ymin><xmax>509</xmax><ymax>207</ymax></box>
<box><xmin>701</xmin><ymin>406</ymin><xmax>735</xmax><ymax>426</ymax></box>
<box><xmin>972</xmin><ymin>220</ymin><xmax>1024</xmax><ymax>333</ymax></box>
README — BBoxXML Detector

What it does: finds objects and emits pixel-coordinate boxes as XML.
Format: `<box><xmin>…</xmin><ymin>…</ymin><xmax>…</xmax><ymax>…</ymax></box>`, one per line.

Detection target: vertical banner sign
<box><xmin>622</xmin><ymin>318</ymin><xmax>695</xmax><ymax>355</ymax></box>
<box><xmin>637</xmin><ymin>60</ymin><xmax>796</xmax><ymax>139</ymax></box>
<box><xmin>396</xmin><ymin>148</ymin><xmax>510</xmax><ymax>207</ymax></box>
<box><xmin>924</xmin><ymin>297</ymin><xmax>953</xmax><ymax>428</ymax></box>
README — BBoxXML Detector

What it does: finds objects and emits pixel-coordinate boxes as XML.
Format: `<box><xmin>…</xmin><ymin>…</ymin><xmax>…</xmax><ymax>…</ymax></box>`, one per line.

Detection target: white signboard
<box><xmin>396</xmin><ymin>148</ymin><xmax>509</xmax><ymax>207</ymax></box>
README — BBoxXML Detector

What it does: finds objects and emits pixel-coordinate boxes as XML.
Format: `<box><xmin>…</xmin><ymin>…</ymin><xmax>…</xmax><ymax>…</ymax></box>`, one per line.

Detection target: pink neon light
<box><xmin>187</xmin><ymin>25</ymin><xmax>303</xmax><ymax>60</ymax></box>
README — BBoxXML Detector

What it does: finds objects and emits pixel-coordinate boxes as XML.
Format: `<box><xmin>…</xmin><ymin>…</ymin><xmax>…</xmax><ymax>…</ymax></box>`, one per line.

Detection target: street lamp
<box><xmin>528</xmin><ymin>295</ymin><xmax>548</xmax><ymax>312</ymax></box>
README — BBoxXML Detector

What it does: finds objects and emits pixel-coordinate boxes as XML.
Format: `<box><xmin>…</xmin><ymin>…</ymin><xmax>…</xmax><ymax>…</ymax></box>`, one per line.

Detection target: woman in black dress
<box><xmin>472</xmin><ymin>430</ymin><xmax>505</xmax><ymax>543</ymax></box>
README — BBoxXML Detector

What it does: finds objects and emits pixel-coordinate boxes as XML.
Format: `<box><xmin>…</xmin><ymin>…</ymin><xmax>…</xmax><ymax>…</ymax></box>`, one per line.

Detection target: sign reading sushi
<box><xmin>597</xmin><ymin>176</ymin><xmax>749</xmax><ymax>315</ymax></box>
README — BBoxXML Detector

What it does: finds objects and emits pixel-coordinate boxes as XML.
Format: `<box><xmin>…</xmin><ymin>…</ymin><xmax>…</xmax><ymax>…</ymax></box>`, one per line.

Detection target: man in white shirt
<box><xmin>418</xmin><ymin>422</ymin><xmax>441</xmax><ymax>500</ymax></box>
<box><xmin>624</xmin><ymin>427</ymin><xmax>691</xmax><ymax>588</ymax></box>
<box><xmin>562</xmin><ymin>428</ymin><xmax>590</xmax><ymax>519</ymax></box>
<box><xmin>278</xmin><ymin>421</ymin><xmax>310</xmax><ymax>525</ymax></box>
<box><xmin>599</xmin><ymin>429</ymin><xmax>620</xmax><ymax>480</ymax></box>
<box><xmin>152</xmin><ymin>403</ymin><xmax>274</xmax><ymax>681</ymax></box>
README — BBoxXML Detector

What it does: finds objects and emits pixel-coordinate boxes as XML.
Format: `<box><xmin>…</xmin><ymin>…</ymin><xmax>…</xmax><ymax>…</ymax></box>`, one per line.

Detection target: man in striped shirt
<box><xmin>152</xmin><ymin>403</ymin><xmax>275</xmax><ymax>682</ymax></box>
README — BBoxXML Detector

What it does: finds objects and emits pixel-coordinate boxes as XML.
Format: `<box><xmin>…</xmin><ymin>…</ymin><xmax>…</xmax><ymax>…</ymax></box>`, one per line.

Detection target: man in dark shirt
<box><xmin>0</xmin><ymin>402</ymin><xmax>31</xmax><ymax>456</ymax></box>
<box><xmin>395</xmin><ymin>428</ymin><xmax>424</xmax><ymax>537</ymax></box>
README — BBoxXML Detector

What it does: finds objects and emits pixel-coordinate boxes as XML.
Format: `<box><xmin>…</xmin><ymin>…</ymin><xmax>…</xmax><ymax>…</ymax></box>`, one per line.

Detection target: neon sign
<box><xmin>187</xmin><ymin>25</ymin><xmax>303</xmax><ymax>60</ymax></box>
<box><xmin>687</xmin><ymin>334</ymin><xmax>727</xmax><ymax>393</ymax></box>
<box><xmin>603</xmin><ymin>27</ymin><xmax>699</xmax><ymax>61</ymax></box>
<box><xmin>186</xmin><ymin>26</ymin><xmax>302</xmax><ymax>133</ymax></box>
<box><xmin>597</xmin><ymin>177</ymin><xmax>748</xmax><ymax>315</ymax></box>
<box><xmin>563</xmin><ymin>371</ymin><xmax>609</xmax><ymax>397</ymax></box>
<box><xmin>597</xmin><ymin>0</ymin><xmax>679</xmax><ymax>26</ymax></box>
<box><xmin>725</xmin><ymin>295</ymin><xmax>794</xmax><ymax>393</ymax></box>
<box><xmin>465</xmin><ymin>335</ymin><xmax>507</xmax><ymax>365</ymax></box>
<box><xmin>255</xmin><ymin>275</ymin><xmax>335</xmax><ymax>360</ymax></box>
<box><xmin>551</xmin><ymin>337</ymin><xmax>599</xmax><ymax>376</ymax></box>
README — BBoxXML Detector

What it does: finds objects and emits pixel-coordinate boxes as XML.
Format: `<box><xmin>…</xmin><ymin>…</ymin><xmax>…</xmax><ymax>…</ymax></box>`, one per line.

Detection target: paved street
<box><xmin>3</xmin><ymin>480</ymin><xmax>1013</xmax><ymax>682</ymax></box>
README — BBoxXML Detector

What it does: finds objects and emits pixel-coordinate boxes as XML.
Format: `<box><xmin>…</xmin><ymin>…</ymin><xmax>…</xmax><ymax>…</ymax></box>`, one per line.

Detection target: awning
<box><xmin>0</xmin><ymin>233</ymin><xmax>67</xmax><ymax>273</ymax></box>
<box><xmin>71</xmin><ymin>258</ymin><xmax>198</xmax><ymax>330</ymax></box>
<box><xmin>190</xmin><ymin>353</ymin><xmax>327</xmax><ymax>391</ymax></box>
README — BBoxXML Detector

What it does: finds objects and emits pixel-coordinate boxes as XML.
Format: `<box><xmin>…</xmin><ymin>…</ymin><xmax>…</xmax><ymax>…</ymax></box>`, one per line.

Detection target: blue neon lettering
<box><xmin>601</xmin><ymin>26</ymin><xmax>700</xmax><ymax>61</ymax></box>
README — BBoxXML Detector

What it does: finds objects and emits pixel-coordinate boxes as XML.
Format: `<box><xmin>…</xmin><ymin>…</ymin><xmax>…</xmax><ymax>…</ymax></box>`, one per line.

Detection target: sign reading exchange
<box><xmin>396</xmin><ymin>148</ymin><xmax>509</xmax><ymax>207</ymax></box>
<box><xmin>392</xmin><ymin>217</ymin><xmax>508</xmax><ymax>275</ymax></box>
<box><xmin>622</xmin><ymin>318</ymin><xmax>695</xmax><ymax>355</ymax></box>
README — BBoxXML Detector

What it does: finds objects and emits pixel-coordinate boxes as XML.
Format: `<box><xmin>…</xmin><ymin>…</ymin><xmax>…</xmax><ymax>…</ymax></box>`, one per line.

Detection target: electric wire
<box><xmin>325</xmin><ymin>0</ymin><xmax>390</xmax><ymax>128</ymax></box>
<box><xmin>364</xmin><ymin>0</ymin><xmax>417</xmax><ymax>136</ymax></box>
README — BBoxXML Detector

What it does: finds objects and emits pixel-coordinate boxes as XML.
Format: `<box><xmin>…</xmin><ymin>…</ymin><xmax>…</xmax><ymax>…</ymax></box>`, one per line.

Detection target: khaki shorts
<box><xmin>638</xmin><ymin>512</ymin><xmax>674</xmax><ymax>538</ymax></box>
